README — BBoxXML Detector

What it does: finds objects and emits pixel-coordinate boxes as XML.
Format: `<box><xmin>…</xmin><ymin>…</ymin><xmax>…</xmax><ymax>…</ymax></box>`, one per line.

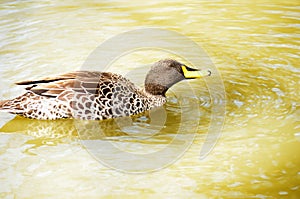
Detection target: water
<box><xmin>1</xmin><ymin>0</ymin><xmax>299</xmax><ymax>198</ymax></box>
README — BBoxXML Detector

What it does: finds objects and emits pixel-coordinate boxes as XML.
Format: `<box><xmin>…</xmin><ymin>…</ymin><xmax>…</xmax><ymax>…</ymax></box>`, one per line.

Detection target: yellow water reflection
<box><xmin>0</xmin><ymin>0</ymin><xmax>299</xmax><ymax>198</ymax></box>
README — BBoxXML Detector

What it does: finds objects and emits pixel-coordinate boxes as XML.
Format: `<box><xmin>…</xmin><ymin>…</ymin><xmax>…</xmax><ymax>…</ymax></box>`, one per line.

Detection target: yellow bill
<box><xmin>181</xmin><ymin>65</ymin><xmax>211</xmax><ymax>79</ymax></box>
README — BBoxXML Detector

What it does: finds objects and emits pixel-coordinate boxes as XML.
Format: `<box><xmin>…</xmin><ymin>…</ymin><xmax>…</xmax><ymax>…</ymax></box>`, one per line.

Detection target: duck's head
<box><xmin>145</xmin><ymin>59</ymin><xmax>211</xmax><ymax>96</ymax></box>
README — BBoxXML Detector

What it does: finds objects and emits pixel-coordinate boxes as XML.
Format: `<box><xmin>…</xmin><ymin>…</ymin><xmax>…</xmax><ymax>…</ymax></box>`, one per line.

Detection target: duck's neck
<box><xmin>144</xmin><ymin>83</ymin><xmax>168</xmax><ymax>97</ymax></box>
<box><xmin>141</xmin><ymin>87</ymin><xmax>167</xmax><ymax>107</ymax></box>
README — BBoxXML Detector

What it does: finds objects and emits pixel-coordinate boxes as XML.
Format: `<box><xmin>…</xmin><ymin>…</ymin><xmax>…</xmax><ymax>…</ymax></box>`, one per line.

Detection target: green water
<box><xmin>0</xmin><ymin>0</ymin><xmax>299</xmax><ymax>198</ymax></box>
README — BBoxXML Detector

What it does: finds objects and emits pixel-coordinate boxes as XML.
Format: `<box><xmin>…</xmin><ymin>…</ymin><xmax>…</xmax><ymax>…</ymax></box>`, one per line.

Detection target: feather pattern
<box><xmin>0</xmin><ymin>71</ymin><xmax>165</xmax><ymax>120</ymax></box>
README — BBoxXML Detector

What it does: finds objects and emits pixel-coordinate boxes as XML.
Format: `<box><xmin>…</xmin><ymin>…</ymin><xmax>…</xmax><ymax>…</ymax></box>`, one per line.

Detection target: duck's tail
<box><xmin>0</xmin><ymin>98</ymin><xmax>25</xmax><ymax>114</ymax></box>
<box><xmin>0</xmin><ymin>93</ymin><xmax>72</xmax><ymax>119</ymax></box>
<box><xmin>0</xmin><ymin>100</ymin><xmax>9</xmax><ymax>110</ymax></box>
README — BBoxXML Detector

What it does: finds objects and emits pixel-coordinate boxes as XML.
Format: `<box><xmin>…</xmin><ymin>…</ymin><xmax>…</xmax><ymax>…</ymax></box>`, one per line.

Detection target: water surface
<box><xmin>0</xmin><ymin>0</ymin><xmax>299</xmax><ymax>198</ymax></box>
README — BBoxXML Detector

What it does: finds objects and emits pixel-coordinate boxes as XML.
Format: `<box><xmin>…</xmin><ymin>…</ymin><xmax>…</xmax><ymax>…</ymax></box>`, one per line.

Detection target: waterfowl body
<box><xmin>0</xmin><ymin>59</ymin><xmax>210</xmax><ymax>120</ymax></box>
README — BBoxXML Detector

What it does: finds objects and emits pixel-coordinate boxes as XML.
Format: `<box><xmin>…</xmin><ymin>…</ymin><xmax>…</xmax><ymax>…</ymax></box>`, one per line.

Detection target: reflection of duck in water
<box><xmin>0</xmin><ymin>116</ymin><xmax>127</xmax><ymax>139</ymax></box>
<box><xmin>0</xmin><ymin>109</ymin><xmax>183</xmax><ymax>142</ymax></box>
<box><xmin>0</xmin><ymin>59</ymin><xmax>210</xmax><ymax>120</ymax></box>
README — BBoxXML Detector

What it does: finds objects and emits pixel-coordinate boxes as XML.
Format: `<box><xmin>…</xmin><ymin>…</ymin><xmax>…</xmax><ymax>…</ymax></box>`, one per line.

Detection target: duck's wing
<box><xmin>15</xmin><ymin>71</ymin><xmax>123</xmax><ymax>98</ymax></box>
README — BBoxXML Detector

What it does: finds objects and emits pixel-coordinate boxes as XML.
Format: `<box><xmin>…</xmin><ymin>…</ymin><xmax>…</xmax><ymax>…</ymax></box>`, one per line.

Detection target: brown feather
<box><xmin>15</xmin><ymin>71</ymin><xmax>101</xmax><ymax>85</ymax></box>
<box><xmin>16</xmin><ymin>71</ymin><xmax>118</xmax><ymax>98</ymax></box>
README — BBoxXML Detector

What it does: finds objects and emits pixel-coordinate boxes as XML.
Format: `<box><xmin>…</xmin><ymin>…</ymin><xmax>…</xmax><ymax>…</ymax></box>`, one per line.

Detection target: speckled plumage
<box><xmin>0</xmin><ymin>59</ymin><xmax>207</xmax><ymax>120</ymax></box>
<box><xmin>0</xmin><ymin>71</ymin><xmax>165</xmax><ymax>120</ymax></box>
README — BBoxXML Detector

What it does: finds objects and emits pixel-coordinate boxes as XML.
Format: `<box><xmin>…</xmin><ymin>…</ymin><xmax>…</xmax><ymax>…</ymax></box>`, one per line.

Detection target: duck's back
<box><xmin>0</xmin><ymin>71</ymin><xmax>166</xmax><ymax>120</ymax></box>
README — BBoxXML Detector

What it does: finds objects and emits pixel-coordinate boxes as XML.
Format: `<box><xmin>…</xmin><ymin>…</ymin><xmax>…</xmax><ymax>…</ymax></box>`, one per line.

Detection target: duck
<box><xmin>0</xmin><ymin>59</ymin><xmax>211</xmax><ymax>120</ymax></box>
